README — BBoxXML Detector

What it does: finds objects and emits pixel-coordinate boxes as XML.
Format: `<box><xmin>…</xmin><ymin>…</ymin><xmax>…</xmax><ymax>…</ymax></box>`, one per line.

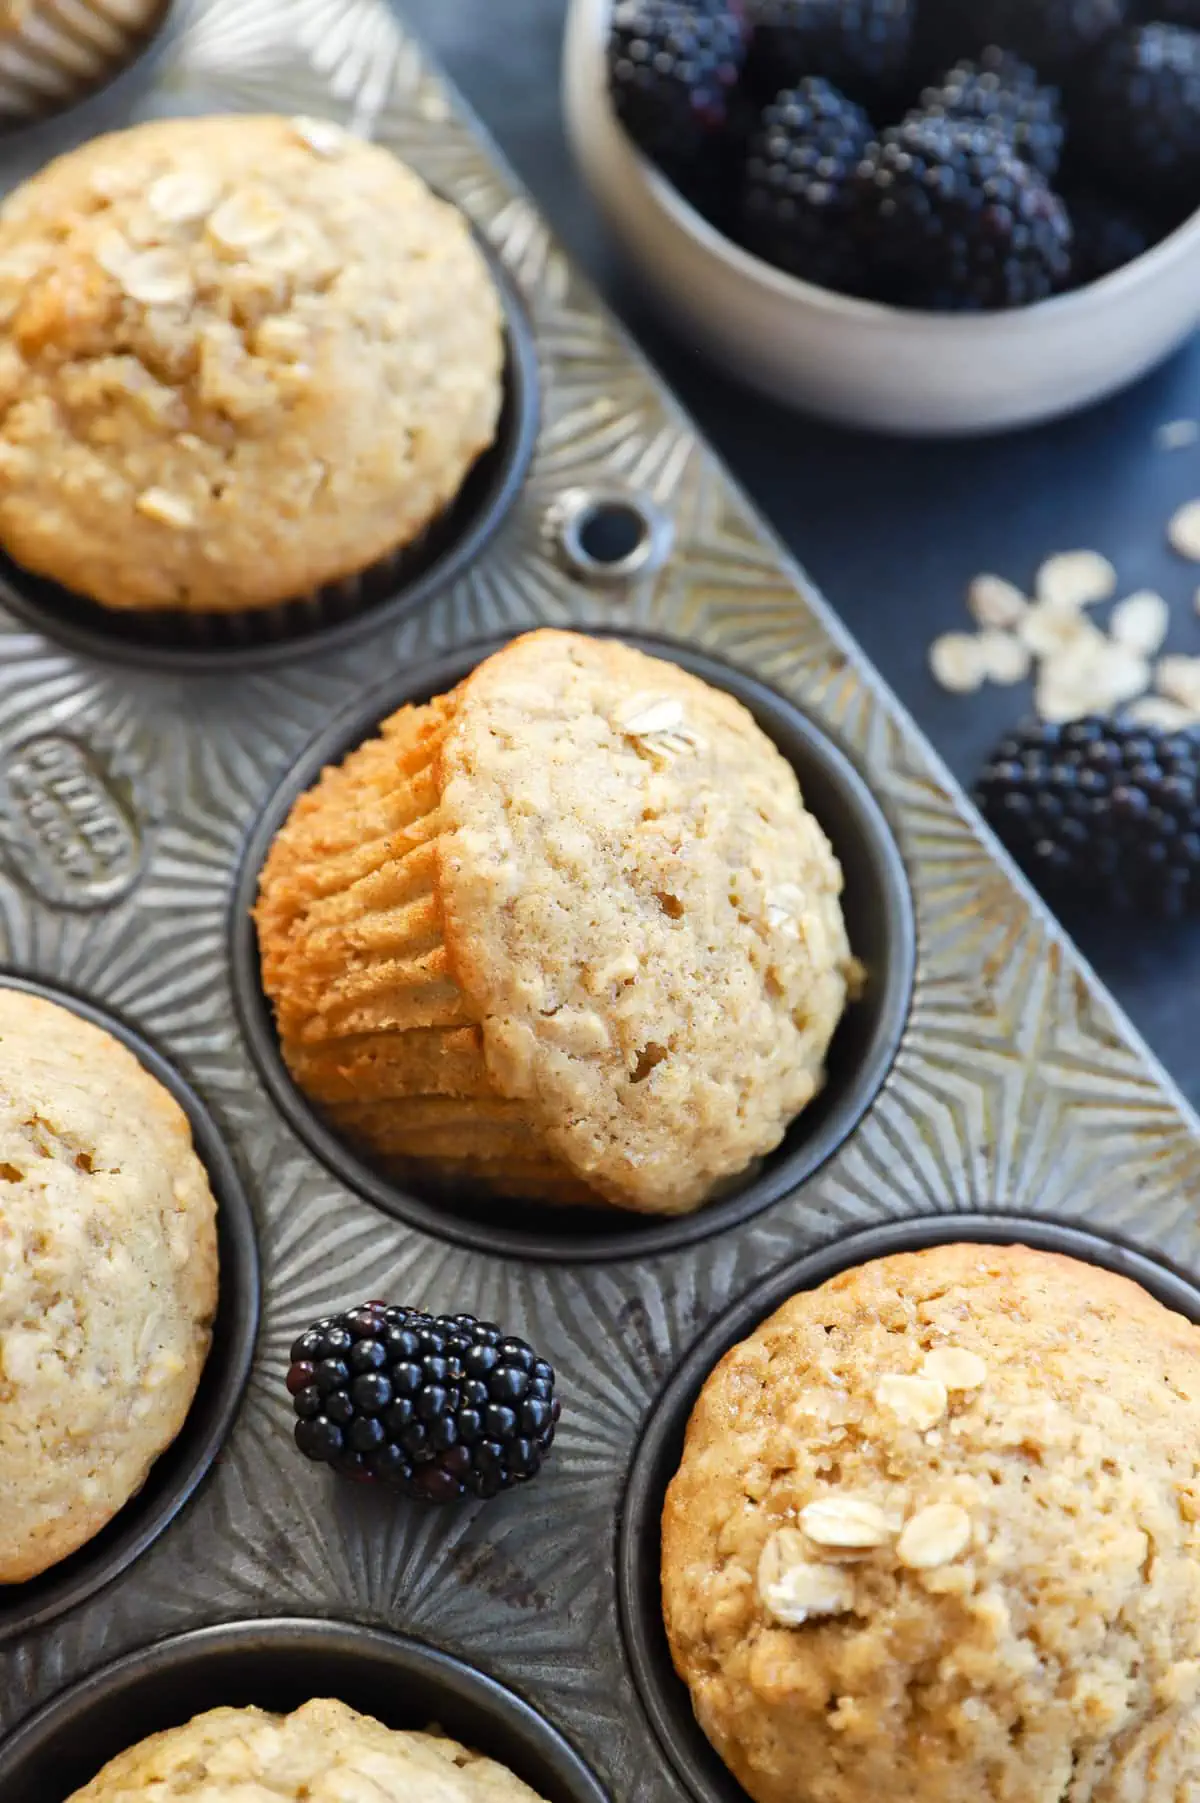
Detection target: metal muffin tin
<box><xmin>5</xmin><ymin>0</ymin><xmax>1200</xmax><ymax>1797</ymax></box>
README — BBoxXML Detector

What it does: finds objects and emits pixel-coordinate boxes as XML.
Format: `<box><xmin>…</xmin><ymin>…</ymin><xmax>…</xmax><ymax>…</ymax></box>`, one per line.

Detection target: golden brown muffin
<box><xmin>662</xmin><ymin>1242</ymin><xmax>1200</xmax><ymax>1803</ymax></box>
<box><xmin>0</xmin><ymin>115</ymin><xmax>503</xmax><ymax>612</ymax></box>
<box><xmin>0</xmin><ymin>989</ymin><xmax>218</xmax><ymax>1583</ymax></box>
<box><xmin>67</xmin><ymin>1698</ymin><xmax>551</xmax><ymax>1801</ymax></box>
<box><xmin>255</xmin><ymin>629</ymin><xmax>855</xmax><ymax>1214</ymax></box>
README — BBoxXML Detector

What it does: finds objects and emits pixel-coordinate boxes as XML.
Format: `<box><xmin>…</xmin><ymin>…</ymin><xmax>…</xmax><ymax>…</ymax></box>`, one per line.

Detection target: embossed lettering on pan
<box><xmin>0</xmin><ymin>735</ymin><xmax>141</xmax><ymax>908</ymax></box>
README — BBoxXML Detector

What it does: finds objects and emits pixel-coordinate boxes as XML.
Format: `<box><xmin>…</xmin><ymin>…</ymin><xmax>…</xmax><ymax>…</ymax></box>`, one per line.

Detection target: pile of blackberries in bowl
<box><xmin>606</xmin><ymin>0</ymin><xmax>1200</xmax><ymax>311</ymax></box>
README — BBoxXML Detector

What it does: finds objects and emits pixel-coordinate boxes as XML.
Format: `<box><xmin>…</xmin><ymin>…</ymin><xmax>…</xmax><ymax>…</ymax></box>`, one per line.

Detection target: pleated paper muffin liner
<box><xmin>0</xmin><ymin>0</ymin><xmax>168</xmax><ymax>128</ymax></box>
<box><xmin>254</xmin><ymin>687</ymin><xmax>601</xmax><ymax>1208</ymax></box>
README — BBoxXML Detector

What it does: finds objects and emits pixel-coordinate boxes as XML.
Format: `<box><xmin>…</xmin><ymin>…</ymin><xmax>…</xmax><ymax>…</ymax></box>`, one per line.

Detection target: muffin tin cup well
<box><xmin>0</xmin><ymin>972</ymin><xmax>260</xmax><ymax>1646</ymax></box>
<box><xmin>0</xmin><ymin>1615</ymin><xmax>611</xmax><ymax>1803</ymax></box>
<box><xmin>0</xmin><ymin>241</ymin><xmax>540</xmax><ymax>673</ymax></box>
<box><xmin>229</xmin><ymin>631</ymin><xmax>916</xmax><ymax>1263</ymax></box>
<box><xmin>616</xmin><ymin>1213</ymin><xmax>1200</xmax><ymax>1803</ymax></box>
<box><xmin>0</xmin><ymin>0</ymin><xmax>176</xmax><ymax>144</ymax></box>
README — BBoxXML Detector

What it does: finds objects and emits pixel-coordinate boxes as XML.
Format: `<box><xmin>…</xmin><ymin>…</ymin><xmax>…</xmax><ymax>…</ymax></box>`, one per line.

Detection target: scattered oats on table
<box><xmin>1036</xmin><ymin>549</ymin><xmax>1117</xmax><ymax>610</ymax></box>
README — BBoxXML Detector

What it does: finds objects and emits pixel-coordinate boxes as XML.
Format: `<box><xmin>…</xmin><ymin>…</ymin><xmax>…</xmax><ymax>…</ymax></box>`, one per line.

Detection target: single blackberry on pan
<box><xmin>976</xmin><ymin>717</ymin><xmax>1200</xmax><ymax>916</ymax></box>
<box><xmin>746</xmin><ymin>0</ymin><xmax>914</xmax><ymax>104</ymax></box>
<box><xmin>916</xmin><ymin>50</ymin><xmax>1065</xmax><ymax>179</ymax></box>
<box><xmin>972</xmin><ymin>0</ymin><xmax>1127</xmax><ymax>74</ymax></box>
<box><xmin>288</xmin><ymin>1305</ymin><xmax>560</xmax><ymax>1502</ymax></box>
<box><xmin>741</xmin><ymin>78</ymin><xmax>874</xmax><ymax>288</ymax></box>
<box><xmin>1061</xmin><ymin>186</ymin><xmax>1156</xmax><ymax>285</ymax></box>
<box><xmin>607</xmin><ymin>0</ymin><xmax>749</xmax><ymax>179</ymax></box>
<box><xmin>849</xmin><ymin>117</ymin><xmax>1072</xmax><ymax>309</ymax></box>
<box><xmin>1072</xmin><ymin>23</ymin><xmax>1200</xmax><ymax>205</ymax></box>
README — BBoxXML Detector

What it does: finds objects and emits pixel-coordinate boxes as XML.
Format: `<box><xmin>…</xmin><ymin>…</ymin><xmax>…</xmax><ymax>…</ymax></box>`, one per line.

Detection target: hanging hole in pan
<box><xmin>549</xmin><ymin>487</ymin><xmax>673</xmax><ymax>585</ymax></box>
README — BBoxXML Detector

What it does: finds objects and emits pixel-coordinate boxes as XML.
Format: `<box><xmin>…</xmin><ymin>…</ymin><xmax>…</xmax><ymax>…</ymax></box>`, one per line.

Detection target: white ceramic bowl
<box><xmin>563</xmin><ymin>0</ymin><xmax>1200</xmax><ymax>435</ymax></box>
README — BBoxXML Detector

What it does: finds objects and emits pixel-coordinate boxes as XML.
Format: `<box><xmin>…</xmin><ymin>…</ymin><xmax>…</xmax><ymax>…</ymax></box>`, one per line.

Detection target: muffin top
<box><xmin>68</xmin><ymin>1698</ymin><xmax>551</xmax><ymax>1802</ymax></box>
<box><xmin>0</xmin><ymin>989</ymin><xmax>218</xmax><ymax>1583</ymax></box>
<box><xmin>0</xmin><ymin>114</ymin><xmax>504</xmax><ymax>613</ymax></box>
<box><xmin>438</xmin><ymin>631</ymin><xmax>854</xmax><ymax>1211</ymax></box>
<box><xmin>662</xmin><ymin>1243</ymin><xmax>1200</xmax><ymax>1803</ymax></box>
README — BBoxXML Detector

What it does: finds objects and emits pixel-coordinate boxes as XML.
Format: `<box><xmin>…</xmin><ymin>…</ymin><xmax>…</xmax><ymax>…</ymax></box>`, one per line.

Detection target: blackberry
<box><xmin>288</xmin><ymin>1305</ymin><xmax>560</xmax><ymax>1503</ymax></box>
<box><xmin>976</xmin><ymin>717</ymin><xmax>1200</xmax><ymax>916</ymax></box>
<box><xmin>607</xmin><ymin>0</ymin><xmax>749</xmax><ymax>186</ymax></box>
<box><xmin>1061</xmin><ymin>186</ymin><xmax>1156</xmax><ymax>284</ymax></box>
<box><xmin>1072</xmin><ymin>24</ymin><xmax>1200</xmax><ymax>204</ymax></box>
<box><xmin>740</xmin><ymin>79</ymin><xmax>874</xmax><ymax>288</ymax></box>
<box><xmin>915</xmin><ymin>51</ymin><xmax>1064</xmax><ymax>179</ymax></box>
<box><xmin>850</xmin><ymin>118</ymin><xmax>1072</xmax><ymax>310</ymax></box>
<box><xmin>972</xmin><ymin>0</ymin><xmax>1127</xmax><ymax>74</ymax></box>
<box><xmin>746</xmin><ymin>0</ymin><xmax>914</xmax><ymax>105</ymax></box>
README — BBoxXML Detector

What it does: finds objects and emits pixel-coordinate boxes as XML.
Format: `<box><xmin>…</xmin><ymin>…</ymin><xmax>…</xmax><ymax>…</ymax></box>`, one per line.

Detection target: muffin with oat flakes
<box><xmin>254</xmin><ymin>629</ymin><xmax>856</xmax><ymax>1215</ymax></box>
<box><xmin>0</xmin><ymin>115</ymin><xmax>503</xmax><ymax>613</ymax></box>
<box><xmin>0</xmin><ymin>988</ymin><xmax>218</xmax><ymax>1583</ymax></box>
<box><xmin>662</xmin><ymin>1242</ymin><xmax>1200</xmax><ymax>1803</ymax></box>
<box><xmin>68</xmin><ymin>1698</ymin><xmax>553</xmax><ymax>1802</ymax></box>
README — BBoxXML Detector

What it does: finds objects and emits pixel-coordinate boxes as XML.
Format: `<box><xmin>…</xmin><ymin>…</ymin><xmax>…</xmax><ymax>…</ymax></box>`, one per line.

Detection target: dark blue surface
<box><xmin>399</xmin><ymin>0</ymin><xmax>1200</xmax><ymax>1106</ymax></box>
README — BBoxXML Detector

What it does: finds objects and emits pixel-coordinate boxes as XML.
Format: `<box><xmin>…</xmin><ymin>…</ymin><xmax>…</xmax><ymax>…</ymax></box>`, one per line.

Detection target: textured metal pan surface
<box><xmin>3</xmin><ymin>3</ymin><xmax>1200</xmax><ymax>1802</ymax></box>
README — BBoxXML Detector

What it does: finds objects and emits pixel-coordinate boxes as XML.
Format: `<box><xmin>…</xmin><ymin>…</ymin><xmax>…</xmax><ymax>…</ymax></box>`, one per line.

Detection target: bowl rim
<box><xmin>572</xmin><ymin>0</ymin><xmax>1200</xmax><ymax>333</ymax></box>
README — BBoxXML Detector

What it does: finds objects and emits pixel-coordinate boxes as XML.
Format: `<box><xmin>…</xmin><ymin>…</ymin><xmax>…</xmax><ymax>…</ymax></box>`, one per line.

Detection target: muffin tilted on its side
<box><xmin>255</xmin><ymin>630</ymin><xmax>856</xmax><ymax>1215</ymax></box>
<box><xmin>0</xmin><ymin>989</ymin><xmax>218</xmax><ymax>1584</ymax></box>
<box><xmin>65</xmin><ymin>1698</ymin><xmax>551</xmax><ymax>1802</ymax></box>
<box><xmin>662</xmin><ymin>1243</ymin><xmax>1200</xmax><ymax>1803</ymax></box>
<box><xmin>0</xmin><ymin>115</ymin><xmax>504</xmax><ymax>614</ymax></box>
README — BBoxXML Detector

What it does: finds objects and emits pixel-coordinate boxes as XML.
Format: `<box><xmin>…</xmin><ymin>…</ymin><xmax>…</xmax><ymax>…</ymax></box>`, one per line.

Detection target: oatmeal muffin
<box><xmin>67</xmin><ymin>1697</ymin><xmax>550</xmax><ymax>1801</ymax></box>
<box><xmin>0</xmin><ymin>115</ymin><xmax>503</xmax><ymax>613</ymax></box>
<box><xmin>0</xmin><ymin>989</ymin><xmax>218</xmax><ymax>1584</ymax></box>
<box><xmin>662</xmin><ymin>1242</ymin><xmax>1200</xmax><ymax>1803</ymax></box>
<box><xmin>68</xmin><ymin>1698</ymin><xmax>552</xmax><ymax>1802</ymax></box>
<box><xmin>255</xmin><ymin>629</ymin><xmax>855</xmax><ymax>1215</ymax></box>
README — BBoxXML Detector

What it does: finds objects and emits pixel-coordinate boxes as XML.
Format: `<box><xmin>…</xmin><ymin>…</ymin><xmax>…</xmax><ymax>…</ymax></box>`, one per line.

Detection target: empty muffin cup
<box><xmin>617</xmin><ymin>1213</ymin><xmax>1200</xmax><ymax>1803</ymax></box>
<box><xmin>231</xmin><ymin>631</ymin><xmax>915</xmax><ymax>1262</ymax></box>
<box><xmin>0</xmin><ymin>1615</ymin><xmax>609</xmax><ymax>1803</ymax></box>
<box><xmin>0</xmin><ymin>972</ymin><xmax>259</xmax><ymax>1644</ymax></box>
